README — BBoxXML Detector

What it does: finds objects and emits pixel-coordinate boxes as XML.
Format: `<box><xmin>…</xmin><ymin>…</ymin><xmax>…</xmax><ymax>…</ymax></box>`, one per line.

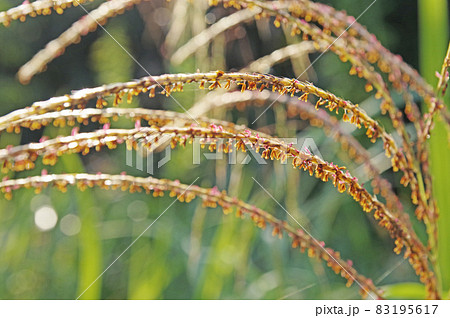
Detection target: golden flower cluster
<box><xmin>0</xmin><ymin>0</ymin><xmax>92</xmax><ymax>27</ymax></box>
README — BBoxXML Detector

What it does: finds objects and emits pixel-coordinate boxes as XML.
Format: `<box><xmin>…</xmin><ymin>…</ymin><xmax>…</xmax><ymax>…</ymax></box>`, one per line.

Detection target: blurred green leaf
<box><xmin>60</xmin><ymin>154</ymin><xmax>103</xmax><ymax>300</ymax></box>
<box><xmin>382</xmin><ymin>282</ymin><xmax>426</xmax><ymax>300</ymax></box>
<box><xmin>418</xmin><ymin>0</ymin><xmax>450</xmax><ymax>293</ymax></box>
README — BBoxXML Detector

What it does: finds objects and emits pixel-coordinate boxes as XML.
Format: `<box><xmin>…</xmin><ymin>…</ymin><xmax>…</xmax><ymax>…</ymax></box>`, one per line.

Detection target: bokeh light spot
<box><xmin>60</xmin><ymin>214</ymin><xmax>82</xmax><ymax>236</ymax></box>
<box><xmin>127</xmin><ymin>200</ymin><xmax>149</xmax><ymax>222</ymax></box>
<box><xmin>34</xmin><ymin>205</ymin><xmax>58</xmax><ymax>231</ymax></box>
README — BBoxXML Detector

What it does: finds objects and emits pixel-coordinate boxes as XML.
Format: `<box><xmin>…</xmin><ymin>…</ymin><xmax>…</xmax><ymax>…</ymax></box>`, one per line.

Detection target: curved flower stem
<box><xmin>189</xmin><ymin>90</ymin><xmax>406</xmax><ymax>218</ymax></box>
<box><xmin>17</xmin><ymin>0</ymin><xmax>144</xmax><ymax>84</ymax></box>
<box><xmin>171</xmin><ymin>8</ymin><xmax>261</xmax><ymax>65</ymax></box>
<box><xmin>5</xmin><ymin>107</ymin><xmax>244</xmax><ymax>133</ymax></box>
<box><xmin>0</xmin><ymin>172</ymin><xmax>384</xmax><ymax>298</ymax></box>
<box><xmin>241</xmin><ymin>41</ymin><xmax>316</xmax><ymax>73</ymax></box>
<box><xmin>0</xmin><ymin>0</ymin><xmax>93</xmax><ymax>27</ymax></box>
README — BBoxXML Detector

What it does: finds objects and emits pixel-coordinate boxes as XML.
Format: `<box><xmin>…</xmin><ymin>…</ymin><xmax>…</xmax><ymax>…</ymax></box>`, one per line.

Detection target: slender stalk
<box><xmin>418</xmin><ymin>0</ymin><xmax>450</xmax><ymax>294</ymax></box>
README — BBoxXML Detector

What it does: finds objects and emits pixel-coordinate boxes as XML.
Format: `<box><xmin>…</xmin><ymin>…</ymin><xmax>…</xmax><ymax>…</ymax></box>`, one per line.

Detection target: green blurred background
<box><xmin>0</xmin><ymin>0</ymin><xmax>448</xmax><ymax>299</ymax></box>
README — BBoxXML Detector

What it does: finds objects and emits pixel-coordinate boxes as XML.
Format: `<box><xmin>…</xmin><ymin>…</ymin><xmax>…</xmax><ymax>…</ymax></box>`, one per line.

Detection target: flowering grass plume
<box><xmin>0</xmin><ymin>0</ymin><xmax>448</xmax><ymax>300</ymax></box>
